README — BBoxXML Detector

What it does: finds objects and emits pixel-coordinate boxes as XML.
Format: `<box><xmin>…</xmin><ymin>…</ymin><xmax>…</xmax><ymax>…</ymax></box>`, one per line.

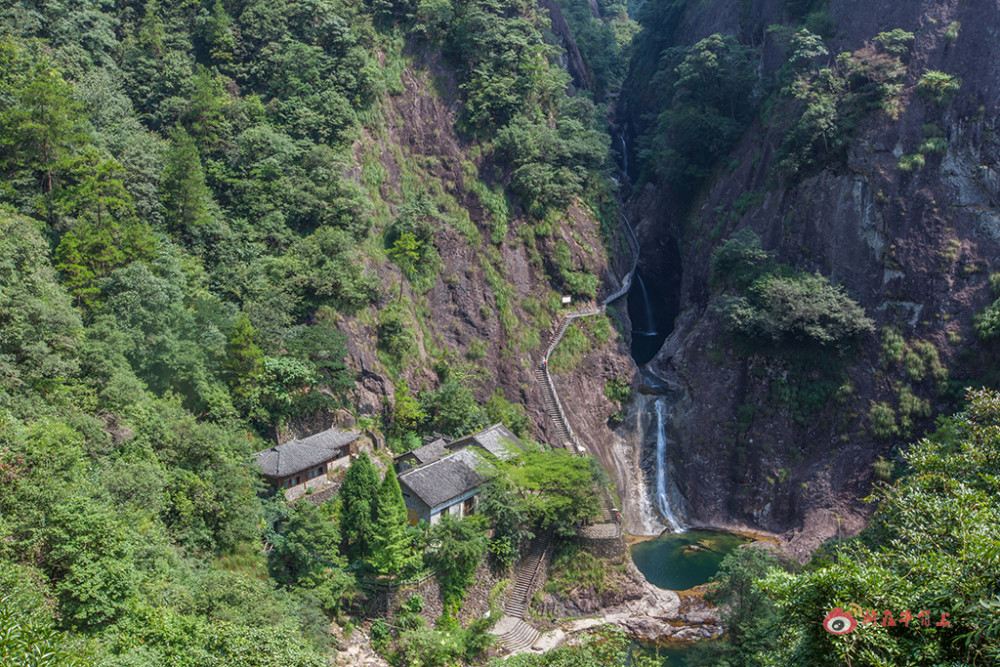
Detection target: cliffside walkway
<box><xmin>494</xmin><ymin>215</ymin><xmax>636</xmax><ymax>654</ymax></box>
<box><xmin>534</xmin><ymin>215</ymin><xmax>639</xmax><ymax>517</ymax></box>
<box><xmin>535</xmin><ymin>213</ymin><xmax>639</xmax><ymax>455</ymax></box>
<box><xmin>491</xmin><ymin>529</ymin><xmax>553</xmax><ymax>653</ymax></box>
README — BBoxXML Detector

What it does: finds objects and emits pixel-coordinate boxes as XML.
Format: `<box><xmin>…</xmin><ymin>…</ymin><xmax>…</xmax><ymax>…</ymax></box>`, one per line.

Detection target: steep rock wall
<box><xmin>624</xmin><ymin>0</ymin><xmax>1000</xmax><ymax>556</ymax></box>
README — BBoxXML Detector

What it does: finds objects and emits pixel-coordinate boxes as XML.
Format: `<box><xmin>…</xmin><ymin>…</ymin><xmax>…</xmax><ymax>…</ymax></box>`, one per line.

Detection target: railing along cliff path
<box><xmin>536</xmin><ymin>213</ymin><xmax>639</xmax><ymax>451</ymax></box>
<box><xmin>535</xmin><ymin>213</ymin><xmax>639</xmax><ymax>526</ymax></box>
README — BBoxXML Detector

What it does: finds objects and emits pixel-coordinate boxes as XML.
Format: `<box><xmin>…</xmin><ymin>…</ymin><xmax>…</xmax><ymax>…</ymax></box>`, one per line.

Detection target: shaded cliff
<box><xmin>620</xmin><ymin>0</ymin><xmax>1000</xmax><ymax>556</ymax></box>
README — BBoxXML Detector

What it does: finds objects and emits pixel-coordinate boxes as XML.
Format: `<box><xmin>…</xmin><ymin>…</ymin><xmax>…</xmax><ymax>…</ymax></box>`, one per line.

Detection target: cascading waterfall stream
<box><xmin>633</xmin><ymin>272</ymin><xmax>657</xmax><ymax>336</ymax></box>
<box><xmin>655</xmin><ymin>398</ymin><xmax>685</xmax><ymax>533</ymax></box>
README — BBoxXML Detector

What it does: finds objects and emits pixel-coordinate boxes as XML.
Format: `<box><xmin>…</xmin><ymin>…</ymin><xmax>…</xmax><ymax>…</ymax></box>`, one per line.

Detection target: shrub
<box><xmin>485</xmin><ymin>389</ymin><xmax>530</xmax><ymax>437</ymax></box>
<box><xmin>874</xmin><ymin>29</ymin><xmax>915</xmax><ymax>55</ymax></box>
<box><xmin>903</xmin><ymin>347</ymin><xmax>926</xmax><ymax>382</ymax></box>
<box><xmin>880</xmin><ymin>326</ymin><xmax>906</xmax><ymax>366</ymax></box>
<box><xmin>711</xmin><ymin>228</ymin><xmax>772</xmax><ymax>289</ymax></box>
<box><xmin>869</xmin><ymin>401</ymin><xmax>898</xmax><ymax>439</ymax></box>
<box><xmin>723</xmin><ymin>273</ymin><xmax>874</xmax><ymax>348</ymax></box>
<box><xmin>898</xmin><ymin>153</ymin><xmax>925</xmax><ymax>173</ymax></box>
<box><xmin>917</xmin><ymin>70</ymin><xmax>961</xmax><ymax>105</ymax></box>
<box><xmin>944</xmin><ymin>21</ymin><xmax>961</xmax><ymax>44</ymax></box>
<box><xmin>420</xmin><ymin>380</ymin><xmax>487</xmax><ymax>437</ymax></box>
<box><xmin>376</xmin><ymin>306</ymin><xmax>415</xmax><ymax>362</ymax></box>
<box><xmin>465</xmin><ymin>339</ymin><xmax>487</xmax><ymax>360</ymax></box>
<box><xmin>919</xmin><ymin>137</ymin><xmax>947</xmax><ymax>155</ymax></box>
<box><xmin>974</xmin><ymin>299</ymin><xmax>1000</xmax><ymax>341</ymax></box>
<box><xmin>604</xmin><ymin>377</ymin><xmax>633</xmax><ymax>404</ymax></box>
<box><xmin>872</xmin><ymin>456</ymin><xmax>894</xmax><ymax>481</ymax></box>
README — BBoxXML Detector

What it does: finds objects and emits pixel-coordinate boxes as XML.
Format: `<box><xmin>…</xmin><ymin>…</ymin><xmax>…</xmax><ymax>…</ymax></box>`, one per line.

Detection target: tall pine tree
<box><xmin>339</xmin><ymin>452</ymin><xmax>379</xmax><ymax>563</ymax></box>
<box><xmin>160</xmin><ymin>126</ymin><xmax>214</xmax><ymax>242</ymax></box>
<box><xmin>370</xmin><ymin>466</ymin><xmax>420</xmax><ymax>576</ymax></box>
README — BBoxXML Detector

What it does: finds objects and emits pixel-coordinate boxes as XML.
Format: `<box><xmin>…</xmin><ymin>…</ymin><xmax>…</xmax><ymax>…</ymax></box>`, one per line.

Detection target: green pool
<box><xmin>630</xmin><ymin>639</ymin><xmax>697</xmax><ymax>667</ymax></box>
<box><xmin>629</xmin><ymin>529</ymin><xmax>750</xmax><ymax>592</ymax></box>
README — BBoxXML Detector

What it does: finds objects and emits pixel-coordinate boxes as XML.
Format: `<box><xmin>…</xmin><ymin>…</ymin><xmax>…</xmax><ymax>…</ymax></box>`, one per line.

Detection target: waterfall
<box><xmin>620</xmin><ymin>134</ymin><xmax>628</xmax><ymax>175</ymax></box>
<box><xmin>633</xmin><ymin>273</ymin><xmax>657</xmax><ymax>336</ymax></box>
<box><xmin>655</xmin><ymin>399</ymin><xmax>685</xmax><ymax>533</ymax></box>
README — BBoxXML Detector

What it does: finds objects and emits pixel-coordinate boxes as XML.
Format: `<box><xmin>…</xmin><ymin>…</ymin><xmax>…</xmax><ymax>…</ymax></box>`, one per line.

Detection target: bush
<box><xmin>974</xmin><ymin>299</ymin><xmax>1000</xmax><ymax>341</ymax></box>
<box><xmin>917</xmin><ymin>70</ymin><xmax>961</xmax><ymax>105</ymax></box>
<box><xmin>869</xmin><ymin>401</ymin><xmax>898</xmax><ymax>439</ymax></box>
<box><xmin>944</xmin><ymin>20</ymin><xmax>961</xmax><ymax>43</ymax></box>
<box><xmin>485</xmin><ymin>389</ymin><xmax>531</xmax><ymax>437</ymax></box>
<box><xmin>711</xmin><ymin>228</ymin><xmax>772</xmax><ymax>288</ymax></box>
<box><xmin>898</xmin><ymin>153</ymin><xmax>925</xmax><ymax>173</ymax></box>
<box><xmin>880</xmin><ymin>326</ymin><xmax>906</xmax><ymax>366</ymax></box>
<box><xmin>919</xmin><ymin>137</ymin><xmax>947</xmax><ymax>155</ymax></box>
<box><xmin>420</xmin><ymin>380</ymin><xmax>487</xmax><ymax>437</ymax></box>
<box><xmin>604</xmin><ymin>377</ymin><xmax>632</xmax><ymax>404</ymax></box>
<box><xmin>377</xmin><ymin>306</ymin><xmax>416</xmax><ymax>362</ymax></box>
<box><xmin>722</xmin><ymin>273</ymin><xmax>874</xmax><ymax>349</ymax></box>
<box><xmin>546</xmin><ymin>543</ymin><xmax>609</xmax><ymax>597</ymax></box>
<box><xmin>874</xmin><ymin>29</ymin><xmax>915</xmax><ymax>54</ymax></box>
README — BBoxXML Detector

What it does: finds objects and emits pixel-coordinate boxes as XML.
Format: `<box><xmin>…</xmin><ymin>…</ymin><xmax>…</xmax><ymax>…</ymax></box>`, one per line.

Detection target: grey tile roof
<box><xmin>446</xmin><ymin>423</ymin><xmax>523</xmax><ymax>460</ymax></box>
<box><xmin>408</xmin><ymin>438</ymin><xmax>448</xmax><ymax>465</ymax></box>
<box><xmin>255</xmin><ymin>428</ymin><xmax>360</xmax><ymax>478</ymax></box>
<box><xmin>398</xmin><ymin>448</ymin><xmax>491</xmax><ymax>509</ymax></box>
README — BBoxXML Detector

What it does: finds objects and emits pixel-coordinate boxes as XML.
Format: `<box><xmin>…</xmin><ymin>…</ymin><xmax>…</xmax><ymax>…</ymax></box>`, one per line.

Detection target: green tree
<box><xmin>225</xmin><ymin>312</ymin><xmax>264</xmax><ymax>402</ymax></box>
<box><xmin>269</xmin><ymin>502</ymin><xmax>344</xmax><ymax>585</ymax></box>
<box><xmin>53</xmin><ymin>156</ymin><xmax>158</xmax><ymax>308</ymax></box>
<box><xmin>387</xmin><ymin>231</ymin><xmax>420</xmax><ymax>301</ymax></box>
<box><xmin>0</xmin><ymin>41</ymin><xmax>88</xmax><ymax>217</ymax></box>
<box><xmin>485</xmin><ymin>388</ymin><xmax>530</xmax><ymax>437</ymax></box>
<box><xmin>339</xmin><ymin>452</ymin><xmax>380</xmax><ymax>563</ymax></box>
<box><xmin>480</xmin><ymin>475</ymin><xmax>533</xmax><ymax>568</ymax></box>
<box><xmin>689</xmin><ymin>546</ymin><xmax>783</xmax><ymax>665</ymax></box>
<box><xmin>496</xmin><ymin>450</ymin><xmax>602</xmax><ymax>537</ymax></box>
<box><xmin>370</xmin><ymin>466</ymin><xmax>420</xmax><ymax>576</ymax></box>
<box><xmin>284</xmin><ymin>318</ymin><xmax>354</xmax><ymax>402</ymax></box>
<box><xmin>644</xmin><ymin>34</ymin><xmax>759</xmax><ymax>194</ymax></box>
<box><xmin>426</xmin><ymin>514</ymin><xmax>489</xmax><ymax>605</ymax></box>
<box><xmin>0</xmin><ymin>596</ymin><xmax>86</xmax><ymax>667</ymax></box>
<box><xmin>421</xmin><ymin>380</ymin><xmax>487</xmax><ymax>437</ymax></box>
<box><xmin>160</xmin><ymin>126</ymin><xmax>215</xmax><ymax>241</ymax></box>
<box><xmin>722</xmin><ymin>272</ymin><xmax>874</xmax><ymax>349</ymax></box>
<box><xmin>392</xmin><ymin>379</ymin><xmax>426</xmax><ymax>434</ymax></box>
<box><xmin>0</xmin><ymin>206</ymin><xmax>81</xmax><ymax>392</ymax></box>
<box><xmin>757</xmin><ymin>389</ymin><xmax>1000</xmax><ymax>666</ymax></box>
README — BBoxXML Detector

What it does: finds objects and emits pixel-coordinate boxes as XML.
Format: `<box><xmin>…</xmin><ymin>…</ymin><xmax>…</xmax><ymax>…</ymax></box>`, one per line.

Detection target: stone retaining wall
<box><xmin>577</xmin><ymin>527</ymin><xmax>628</xmax><ymax>561</ymax></box>
<box><xmin>359</xmin><ymin>562</ymin><xmax>507</xmax><ymax>625</ymax></box>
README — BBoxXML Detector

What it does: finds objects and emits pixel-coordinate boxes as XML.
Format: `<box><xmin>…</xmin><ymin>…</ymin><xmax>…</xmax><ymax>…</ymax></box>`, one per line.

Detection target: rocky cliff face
<box><xmin>618</xmin><ymin>0</ymin><xmax>1000</xmax><ymax>557</ymax></box>
<box><xmin>327</xmin><ymin>48</ymin><xmax>631</xmax><ymax>451</ymax></box>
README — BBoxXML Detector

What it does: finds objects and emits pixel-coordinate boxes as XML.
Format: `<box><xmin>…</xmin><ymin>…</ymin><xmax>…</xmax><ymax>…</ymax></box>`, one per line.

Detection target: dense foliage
<box><xmin>640</xmin><ymin>34</ymin><xmax>759</xmax><ymax>195</ymax></box>
<box><xmin>491</xmin><ymin>626</ymin><xmax>659</xmax><ymax>666</ymax></box>
<box><xmin>0</xmin><ymin>0</ymin><xmax>620</xmax><ymax>662</ymax></box>
<box><xmin>712</xmin><ymin>229</ymin><xmax>874</xmax><ymax>351</ymax></box>
<box><xmin>682</xmin><ymin>390</ymin><xmax>1000</xmax><ymax>666</ymax></box>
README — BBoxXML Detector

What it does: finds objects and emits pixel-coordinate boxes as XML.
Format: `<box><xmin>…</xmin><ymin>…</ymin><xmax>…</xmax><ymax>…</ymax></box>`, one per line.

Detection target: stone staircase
<box><xmin>534</xmin><ymin>365</ymin><xmax>573</xmax><ymax>451</ymax></box>
<box><xmin>491</xmin><ymin>616</ymin><xmax>540</xmax><ymax>653</ymax></box>
<box><xmin>505</xmin><ymin>529</ymin><xmax>552</xmax><ymax>618</ymax></box>
<box><xmin>597</xmin><ymin>485</ymin><xmax>616</xmax><ymax>523</ymax></box>
<box><xmin>491</xmin><ymin>530</ymin><xmax>553</xmax><ymax>652</ymax></box>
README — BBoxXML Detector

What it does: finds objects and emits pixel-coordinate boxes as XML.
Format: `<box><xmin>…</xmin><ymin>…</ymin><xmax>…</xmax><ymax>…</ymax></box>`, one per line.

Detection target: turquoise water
<box><xmin>631</xmin><ymin>640</ymin><xmax>696</xmax><ymax>667</ymax></box>
<box><xmin>629</xmin><ymin>529</ymin><xmax>749</xmax><ymax>591</ymax></box>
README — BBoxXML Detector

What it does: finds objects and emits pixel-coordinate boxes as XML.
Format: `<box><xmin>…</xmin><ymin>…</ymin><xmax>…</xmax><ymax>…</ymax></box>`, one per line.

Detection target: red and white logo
<box><xmin>823</xmin><ymin>607</ymin><xmax>858</xmax><ymax>635</ymax></box>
